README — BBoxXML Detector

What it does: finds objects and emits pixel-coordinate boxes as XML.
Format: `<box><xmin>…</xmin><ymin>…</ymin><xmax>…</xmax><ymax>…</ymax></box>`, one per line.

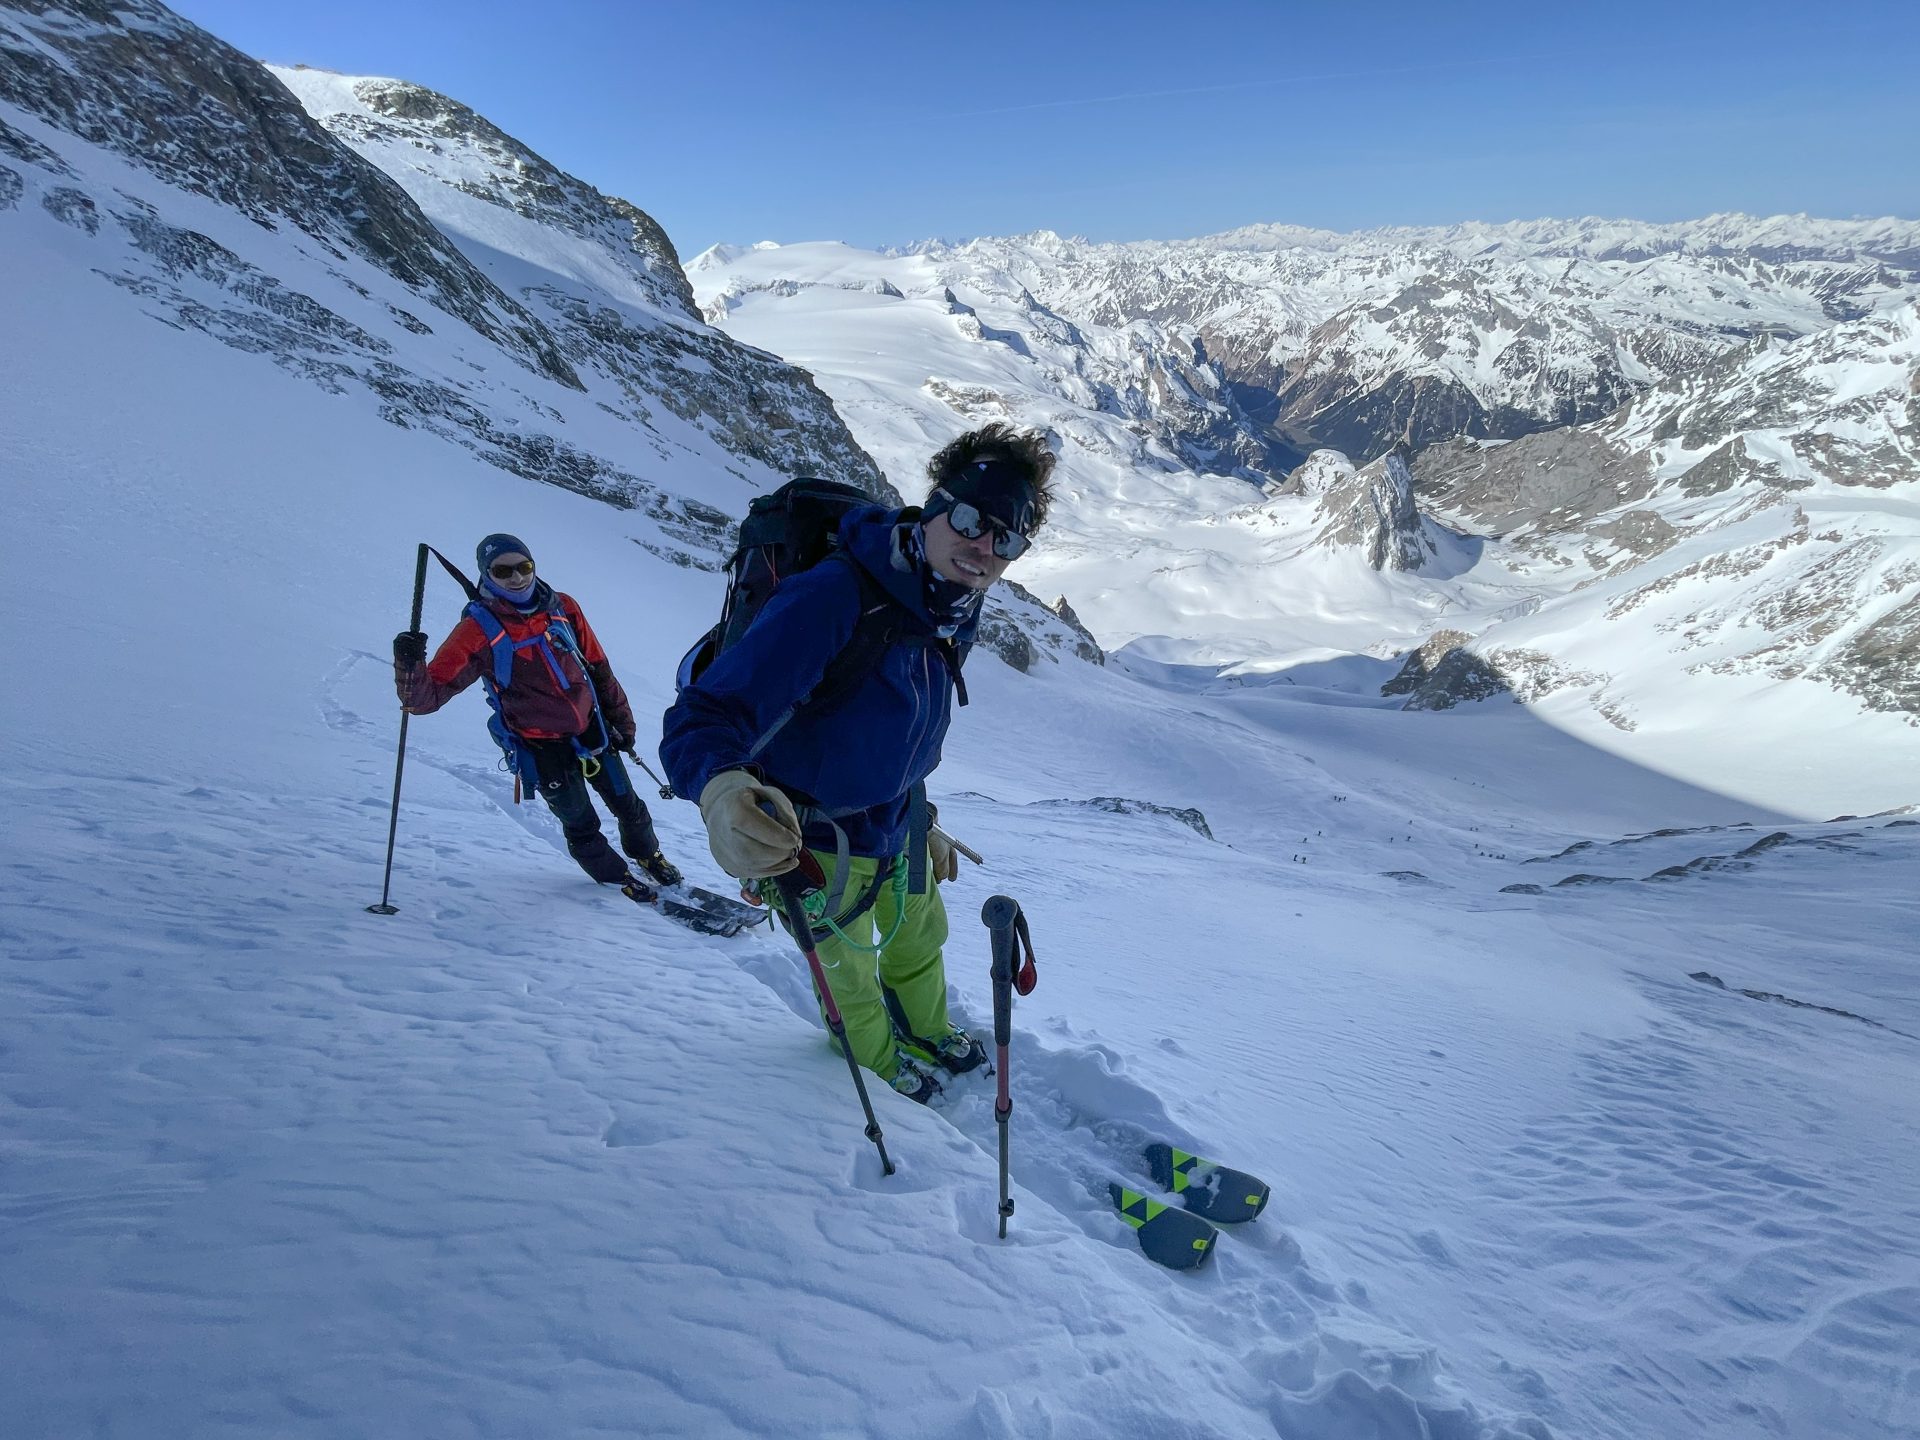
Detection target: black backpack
<box><xmin>674</xmin><ymin>478</ymin><xmax>968</xmax><ymax>729</ymax></box>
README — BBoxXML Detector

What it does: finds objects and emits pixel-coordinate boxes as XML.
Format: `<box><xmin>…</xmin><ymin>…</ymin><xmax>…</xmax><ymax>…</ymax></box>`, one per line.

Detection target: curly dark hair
<box><xmin>925</xmin><ymin>423</ymin><xmax>1059</xmax><ymax>532</ymax></box>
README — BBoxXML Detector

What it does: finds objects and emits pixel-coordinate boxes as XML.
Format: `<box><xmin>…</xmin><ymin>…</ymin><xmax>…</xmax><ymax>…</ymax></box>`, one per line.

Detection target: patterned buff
<box><xmin>899</xmin><ymin>523</ymin><xmax>981</xmax><ymax>638</ymax></box>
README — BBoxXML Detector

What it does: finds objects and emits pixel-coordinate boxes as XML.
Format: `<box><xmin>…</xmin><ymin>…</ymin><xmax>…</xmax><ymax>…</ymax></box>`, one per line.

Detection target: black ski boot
<box><xmin>635</xmin><ymin>851</ymin><xmax>682</xmax><ymax>887</ymax></box>
<box><xmin>618</xmin><ymin>874</ymin><xmax>658</xmax><ymax>905</ymax></box>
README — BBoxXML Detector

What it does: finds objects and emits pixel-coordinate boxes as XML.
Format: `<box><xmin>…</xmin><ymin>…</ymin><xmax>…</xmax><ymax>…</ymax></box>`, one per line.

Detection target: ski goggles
<box><xmin>489</xmin><ymin>558</ymin><xmax>535</xmax><ymax>580</ymax></box>
<box><xmin>931</xmin><ymin>489</ymin><xmax>1033</xmax><ymax>560</ymax></box>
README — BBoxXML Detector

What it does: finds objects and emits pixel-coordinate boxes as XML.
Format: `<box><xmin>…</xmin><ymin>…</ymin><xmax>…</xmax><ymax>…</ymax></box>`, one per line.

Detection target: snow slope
<box><xmin>5</xmin><ymin>7</ymin><xmax>1919</xmax><ymax>1439</ymax></box>
<box><xmin>8</xmin><ymin>243</ymin><xmax>1918</xmax><ymax>1439</ymax></box>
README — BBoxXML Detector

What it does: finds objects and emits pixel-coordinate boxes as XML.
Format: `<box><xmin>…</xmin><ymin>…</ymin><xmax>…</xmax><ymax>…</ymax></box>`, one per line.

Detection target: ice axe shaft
<box><xmin>933</xmin><ymin>823</ymin><xmax>983</xmax><ymax>867</ymax></box>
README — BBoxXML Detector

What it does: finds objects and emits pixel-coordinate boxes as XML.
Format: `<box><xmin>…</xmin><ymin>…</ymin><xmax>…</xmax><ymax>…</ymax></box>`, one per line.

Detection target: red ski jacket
<box><xmin>397</xmin><ymin>586</ymin><xmax>637</xmax><ymax>743</ymax></box>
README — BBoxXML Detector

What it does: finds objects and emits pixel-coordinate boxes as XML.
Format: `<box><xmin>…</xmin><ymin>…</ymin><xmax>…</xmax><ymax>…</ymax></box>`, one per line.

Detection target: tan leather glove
<box><xmin>698</xmin><ymin>770</ymin><xmax>802</xmax><ymax>879</ymax></box>
<box><xmin>928</xmin><ymin>827</ymin><xmax>959</xmax><ymax>884</ymax></box>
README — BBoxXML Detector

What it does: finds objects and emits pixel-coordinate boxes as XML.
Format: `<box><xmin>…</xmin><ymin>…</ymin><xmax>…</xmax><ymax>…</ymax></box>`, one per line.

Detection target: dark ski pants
<box><xmin>528</xmin><ymin>741</ymin><xmax>660</xmax><ymax>884</ymax></box>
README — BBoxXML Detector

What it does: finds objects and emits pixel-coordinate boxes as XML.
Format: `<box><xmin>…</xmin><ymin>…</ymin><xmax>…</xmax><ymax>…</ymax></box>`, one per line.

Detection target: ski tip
<box><xmin>1110</xmin><ymin>1183</ymin><xmax>1218</xmax><ymax>1271</ymax></box>
<box><xmin>1144</xmin><ymin>1143</ymin><xmax>1271</xmax><ymax>1225</ymax></box>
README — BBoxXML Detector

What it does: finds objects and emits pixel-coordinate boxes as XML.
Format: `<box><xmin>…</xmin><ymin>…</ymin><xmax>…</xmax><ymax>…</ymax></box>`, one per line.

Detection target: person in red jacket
<box><xmin>392</xmin><ymin>533</ymin><xmax>681</xmax><ymax>895</ymax></box>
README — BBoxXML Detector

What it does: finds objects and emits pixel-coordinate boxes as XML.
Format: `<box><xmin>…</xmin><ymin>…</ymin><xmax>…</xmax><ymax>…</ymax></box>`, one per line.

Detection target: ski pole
<box><xmin>982</xmin><ymin>893</ymin><xmax>1037</xmax><ymax>1237</ymax></box>
<box><xmin>766</xmin><ymin>841</ymin><xmax>895</xmax><ymax>1176</ymax></box>
<box><xmin>623</xmin><ymin>746</ymin><xmax>674</xmax><ymax>801</ymax></box>
<box><xmin>369</xmin><ymin>542</ymin><xmax>429</xmax><ymax>916</ymax></box>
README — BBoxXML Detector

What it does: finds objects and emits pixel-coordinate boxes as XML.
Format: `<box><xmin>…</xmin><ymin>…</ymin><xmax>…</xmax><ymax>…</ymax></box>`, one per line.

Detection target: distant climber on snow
<box><xmin>392</xmin><ymin>533</ymin><xmax>682</xmax><ymax>899</ymax></box>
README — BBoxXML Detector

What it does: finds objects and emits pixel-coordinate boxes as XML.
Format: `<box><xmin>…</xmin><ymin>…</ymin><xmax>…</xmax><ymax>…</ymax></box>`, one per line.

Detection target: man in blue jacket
<box><xmin>661</xmin><ymin>424</ymin><xmax>1056</xmax><ymax>1102</ymax></box>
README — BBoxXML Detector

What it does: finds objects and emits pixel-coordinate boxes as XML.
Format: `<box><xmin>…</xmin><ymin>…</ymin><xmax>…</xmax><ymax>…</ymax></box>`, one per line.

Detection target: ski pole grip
<box><xmin>982</xmin><ymin>895</ymin><xmax>1020</xmax><ymax>1046</ymax></box>
<box><xmin>406</xmin><ymin>542</ymin><xmax>429</xmax><ymax>633</ymax></box>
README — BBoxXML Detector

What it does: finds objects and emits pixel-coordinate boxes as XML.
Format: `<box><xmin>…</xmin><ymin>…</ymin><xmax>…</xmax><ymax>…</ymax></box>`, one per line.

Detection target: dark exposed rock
<box><xmin>1030</xmin><ymin>796</ymin><xmax>1215</xmax><ymax>840</ymax></box>
<box><xmin>974</xmin><ymin>579</ymin><xmax>1105</xmax><ymax>673</ymax></box>
<box><xmin>1809</xmin><ymin>591</ymin><xmax>1920</xmax><ymax>724</ymax></box>
<box><xmin>1381</xmin><ymin>630</ymin><xmax>1511</xmax><ymax>710</ymax></box>
<box><xmin>0</xmin><ymin>1</ymin><xmax>582</xmax><ymax>387</ymax></box>
<box><xmin>0</xmin><ymin>1</ymin><xmax>891</xmax><ymax>544</ymax></box>
<box><xmin>1412</xmin><ymin>427</ymin><xmax>1652</xmax><ymax>536</ymax></box>
<box><xmin>1688</xmin><ymin>971</ymin><xmax>1916</xmax><ymax>1040</ymax></box>
<box><xmin>327</xmin><ymin>74</ymin><xmax>698</xmax><ymax>323</ymax></box>
<box><xmin>40</xmin><ymin>184</ymin><xmax>96</xmax><ymax>231</ymax></box>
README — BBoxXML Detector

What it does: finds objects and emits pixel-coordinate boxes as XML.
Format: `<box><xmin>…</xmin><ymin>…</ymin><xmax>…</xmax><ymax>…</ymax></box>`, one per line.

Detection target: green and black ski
<box><xmin>1110</xmin><ymin>1183</ymin><xmax>1220</xmax><ymax>1270</ymax></box>
<box><xmin>1109</xmin><ymin>1145</ymin><xmax>1271</xmax><ymax>1271</ymax></box>
<box><xmin>620</xmin><ymin>878</ymin><xmax>765</xmax><ymax>937</ymax></box>
<box><xmin>1144</xmin><ymin>1143</ymin><xmax>1270</xmax><ymax>1224</ymax></box>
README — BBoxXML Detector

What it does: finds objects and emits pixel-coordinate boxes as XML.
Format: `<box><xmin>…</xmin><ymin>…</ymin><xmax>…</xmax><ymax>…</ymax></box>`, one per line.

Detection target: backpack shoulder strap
<box><xmin>806</xmin><ymin>554</ymin><xmax>916</xmax><ymax>715</ymax></box>
<box><xmin>464</xmin><ymin>600</ymin><xmax>515</xmax><ymax>689</ymax></box>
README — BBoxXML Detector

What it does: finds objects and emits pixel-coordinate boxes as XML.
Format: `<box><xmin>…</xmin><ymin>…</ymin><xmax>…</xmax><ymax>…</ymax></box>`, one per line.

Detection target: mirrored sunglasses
<box><xmin>489</xmin><ymin>559</ymin><xmax>535</xmax><ymax>580</ymax></box>
<box><xmin>939</xmin><ymin>493</ymin><xmax>1032</xmax><ymax>560</ymax></box>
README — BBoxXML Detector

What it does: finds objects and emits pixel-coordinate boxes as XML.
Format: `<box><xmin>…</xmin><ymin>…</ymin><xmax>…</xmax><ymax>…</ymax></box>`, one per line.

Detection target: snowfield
<box><xmin>6</xmin><ymin>208</ymin><xmax>1919</xmax><ymax>1440</ymax></box>
<box><xmin>3</xmin><ymin>15</ymin><xmax>1918</xmax><ymax>1440</ymax></box>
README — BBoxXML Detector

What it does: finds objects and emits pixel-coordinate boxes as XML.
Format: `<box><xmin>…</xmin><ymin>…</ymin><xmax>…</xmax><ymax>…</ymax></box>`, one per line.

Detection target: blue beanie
<box><xmin>476</xmin><ymin>533</ymin><xmax>533</xmax><ymax>571</ymax></box>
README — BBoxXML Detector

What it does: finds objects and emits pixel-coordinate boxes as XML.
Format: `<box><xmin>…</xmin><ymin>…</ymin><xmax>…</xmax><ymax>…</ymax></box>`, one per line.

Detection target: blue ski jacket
<box><xmin>660</xmin><ymin>506</ymin><xmax>978</xmax><ymax>858</ymax></box>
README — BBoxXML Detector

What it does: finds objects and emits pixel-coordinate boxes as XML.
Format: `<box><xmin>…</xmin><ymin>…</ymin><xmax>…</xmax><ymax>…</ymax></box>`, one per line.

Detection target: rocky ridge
<box><xmin>0</xmin><ymin>0</ymin><xmax>886</xmax><ymax>562</ymax></box>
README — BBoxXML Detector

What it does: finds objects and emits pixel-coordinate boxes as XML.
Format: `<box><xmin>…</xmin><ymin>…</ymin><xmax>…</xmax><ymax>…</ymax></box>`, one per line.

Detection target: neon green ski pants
<box><xmin>804</xmin><ymin>848</ymin><xmax>952</xmax><ymax>1081</ymax></box>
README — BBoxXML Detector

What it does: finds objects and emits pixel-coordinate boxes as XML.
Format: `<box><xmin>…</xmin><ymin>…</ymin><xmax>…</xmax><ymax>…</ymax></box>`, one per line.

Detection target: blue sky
<box><xmin>174</xmin><ymin>0</ymin><xmax>1917</xmax><ymax>257</ymax></box>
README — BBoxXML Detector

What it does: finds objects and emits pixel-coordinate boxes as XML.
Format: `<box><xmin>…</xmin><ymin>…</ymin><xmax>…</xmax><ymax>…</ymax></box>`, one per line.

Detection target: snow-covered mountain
<box><xmin>689</xmin><ymin>234</ymin><xmax>1917</xmax><ymax>808</ymax></box>
<box><xmin>910</xmin><ymin>220</ymin><xmax>1920</xmax><ymax>464</ymax></box>
<box><xmin>1409</xmin><ymin>302</ymin><xmax>1920</xmax><ymax>724</ymax></box>
<box><xmin>0</xmin><ymin>0</ymin><xmax>885</xmax><ymax>562</ymax></box>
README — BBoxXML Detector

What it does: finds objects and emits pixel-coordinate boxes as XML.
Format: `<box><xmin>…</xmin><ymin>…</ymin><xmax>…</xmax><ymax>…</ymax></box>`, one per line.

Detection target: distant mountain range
<box><xmin>902</xmin><ymin>219</ymin><xmax>1920</xmax><ymax>465</ymax></box>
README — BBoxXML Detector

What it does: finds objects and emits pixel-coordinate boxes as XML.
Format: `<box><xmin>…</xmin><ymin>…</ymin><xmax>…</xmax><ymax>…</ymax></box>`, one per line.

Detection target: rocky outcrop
<box><xmin>1381</xmin><ymin>631</ymin><xmax>1511</xmax><ymax>710</ymax></box>
<box><xmin>974</xmin><ymin>580</ymin><xmax>1105</xmax><ymax>673</ymax></box>
<box><xmin>1412</xmin><ymin>428</ymin><xmax>1653</xmax><ymax>537</ymax></box>
<box><xmin>1313</xmin><ymin>453</ymin><xmax>1438</xmax><ymax>571</ymax></box>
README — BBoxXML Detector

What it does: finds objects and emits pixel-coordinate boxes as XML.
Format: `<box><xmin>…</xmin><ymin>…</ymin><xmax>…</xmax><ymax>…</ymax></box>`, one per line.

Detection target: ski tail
<box><xmin>1144</xmin><ymin>1143</ymin><xmax>1270</xmax><ymax>1224</ymax></box>
<box><xmin>1110</xmin><ymin>1183</ymin><xmax>1218</xmax><ymax>1270</ymax></box>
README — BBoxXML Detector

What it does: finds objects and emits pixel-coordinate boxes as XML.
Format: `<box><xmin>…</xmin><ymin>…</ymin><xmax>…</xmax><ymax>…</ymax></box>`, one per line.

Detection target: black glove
<box><xmin>393</xmin><ymin>630</ymin><xmax>428</xmax><ymax>667</ymax></box>
<box><xmin>609</xmin><ymin>729</ymin><xmax>636</xmax><ymax>753</ymax></box>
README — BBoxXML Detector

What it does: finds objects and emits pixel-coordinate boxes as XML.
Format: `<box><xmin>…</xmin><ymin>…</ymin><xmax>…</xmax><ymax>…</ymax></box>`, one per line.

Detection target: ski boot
<box><xmin>635</xmin><ymin>850</ymin><xmax>682</xmax><ymax>887</ymax></box>
<box><xmin>900</xmin><ymin>1026</ymin><xmax>989</xmax><ymax>1076</ymax></box>
<box><xmin>887</xmin><ymin>1055</ymin><xmax>943</xmax><ymax>1105</ymax></box>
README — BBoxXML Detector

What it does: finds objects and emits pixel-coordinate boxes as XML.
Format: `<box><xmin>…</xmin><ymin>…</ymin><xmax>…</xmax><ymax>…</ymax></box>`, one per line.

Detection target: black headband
<box><xmin>937</xmin><ymin>457</ymin><xmax>1037</xmax><ymax>534</ymax></box>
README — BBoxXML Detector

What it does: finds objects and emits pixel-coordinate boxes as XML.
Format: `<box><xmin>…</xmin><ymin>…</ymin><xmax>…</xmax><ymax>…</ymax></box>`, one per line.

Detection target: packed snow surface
<box><xmin>6</xmin><ymin>193</ymin><xmax>1920</xmax><ymax>1440</ymax></box>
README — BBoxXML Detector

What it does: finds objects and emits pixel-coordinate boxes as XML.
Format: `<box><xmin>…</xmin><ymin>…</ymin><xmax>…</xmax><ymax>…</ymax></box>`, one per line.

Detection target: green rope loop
<box><xmin>760</xmin><ymin>852</ymin><xmax>911</xmax><ymax>955</ymax></box>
